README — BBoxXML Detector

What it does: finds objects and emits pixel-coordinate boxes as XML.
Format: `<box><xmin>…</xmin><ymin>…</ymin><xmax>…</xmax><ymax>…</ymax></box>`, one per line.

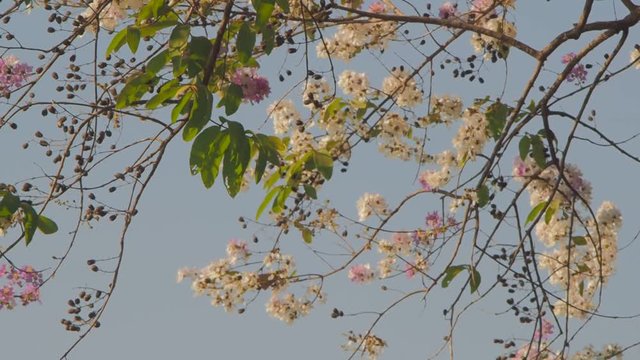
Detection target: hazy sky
<box><xmin>2</xmin><ymin>1</ymin><xmax>640</xmax><ymax>359</ymax></box>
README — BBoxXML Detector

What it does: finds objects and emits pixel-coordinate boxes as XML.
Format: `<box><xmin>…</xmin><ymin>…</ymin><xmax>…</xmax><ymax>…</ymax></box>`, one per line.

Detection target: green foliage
<box><xmin>183</xmin><ymin>85</ymin><xmax>213</xmax><ymax>141</ymax></box>
<box><xmin>525</xmin><ymin>201</ymin><xmax>548</xmax><ymax>225</ymax></box>
<box><xmin>486</xmin><ymin>101</ymin><xmax>510</xmax><ymax>140</ymax></box>
<box><xmin>219</xmin><ymin>84</ymin><xmax>243</xmax><ymax>116</ymax></box>
<box><xmin>477</xmin><ymin>184</ymin><xmax>490</xmax><ymax>207</ymax></box>
<box><xmin>237</xmin><ymin>22</ymin><xmax>256</xmax><ymax>64</ymax></box>
<box><xmin>126</xmin><ymin>26</ymin><xmax>141</xmax><ymax>54</ymax></box>
<box><xmin>0</xmin><ymin>191</ymin><xmax>59</xmax><ymax>245</ymax></box>
<box><xmin>442</xmin><ymin>265</ymin><xmax>482</xmax><ymax>293</ymax></box>
<box><xmin>252</xmin><ymin>0</ymin><xmax>275</xmax><ymax>29</ymax></box>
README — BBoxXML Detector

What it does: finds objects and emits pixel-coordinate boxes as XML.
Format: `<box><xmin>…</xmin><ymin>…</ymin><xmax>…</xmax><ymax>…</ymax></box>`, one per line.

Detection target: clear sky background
<box><xmin>2</xmin><ymin>1</ymin><xmax>640</xmax><ymax>359</ymax></box>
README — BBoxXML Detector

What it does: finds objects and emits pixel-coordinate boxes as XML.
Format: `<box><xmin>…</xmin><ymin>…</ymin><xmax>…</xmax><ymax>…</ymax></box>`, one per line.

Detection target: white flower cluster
<box><xmin>571</xmin><ymin>344</ymin><xmax>622</xmax><ymax>360</ymax></box>
<box><xmin>342</xmin><ymin>331</ymin><xmax>387</xmax><ymax>360</ymax></box>
<box><xmin>428</xmin><ymin>95</ymin><xmax>464</xmax><ymax>125</ymax></box>
<box><xmin>290</xmin><ymin>129</ymin><xmax>315</xmax><ymax>156</ymax></box>
<box><xmin>338</xmin><ymin>70</ymin><xmax>369</xmax><ymax>100</ymax></box>
<box><xmin>376</xmin><ymin>112</ymin><xmax>414</xmax><ymax>160</ymax></box>
<box><xmin>631</xmin><ymin>47</ymin><xmax>640</xmax><ymax>70</ymax></box>
<box><xmin>178</xmin><ymin>246</ymin><xmax>325</xmax><ymax>325</ymax></box>
<box><xmin>515</xmin><ymin>160</ymin><xmax>622</xmax><ymax>318</ymax></box>
<box><xmin>303</xmin><ymin>78</ymin><xmax>332</xmax><ymax>109</ymax></box>
<box><xmin>267</xmin><ymin>99</ymin><xmax>302</xmax><ymax>135</ymax></box>
<box><xmin>381</xmin><ymin>68</ymin><xmax>423</xmax><ymax>107</ymax></box>
<box><xmin>470</xmin><ymin>17</ymin><xmax>518</xmax><ymax>59</ymax></box>
<box><xmin>452</xmin><ymin>108</ymin><xmax>489</xmax><ymax>163</ymax></box>
<box><xmin>514</xmin><ymin>159</ymin><xmax>593</xmax><ymax>207</ymax></box>
<box><xmin>356</xmin><ymin>193</ymin><xmax>389</xmax><ymax>221</ymax></box>
<box><xmin>316</xmin><ymin>18</ymin><xmax>396</xmax><ymax>61</ymax></box>
<box><xmin>81</xmin><ymin>0</ymin><xmax>145</xmax><ymax>32</ymax></box>
<box><xmin>376</xmin><ymin>233</ymin><xmax>429</xmax><ymax>279</ymax></box>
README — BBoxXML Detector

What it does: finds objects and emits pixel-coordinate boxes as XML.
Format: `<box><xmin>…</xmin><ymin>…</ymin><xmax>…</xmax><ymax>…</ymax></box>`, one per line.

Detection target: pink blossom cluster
<box><xmin>533</xmin><ymin>318</ymin><xmax>554</xmax><ymax>341</ymax></box>
<box><xmin>230</xmin><ymin>67</ymin><xmax>270</xmax><ymax>103</ymax></box>
<box><xmin>0</xmin><ymin>55</ymin><xmax>32</xmax><ymax>93</ymax></box>
<box><xmin>561</xmin><ymin>52</ymin><xmax>588</xmax><ymax>84</ymax></box>
<box><xmin>348</xmin><ymin>263</ymin><xmax>374</xmax><ymax>284</ymax></box>
<box><xmin>438</xmin><ymin>2</ymin><xmax>457</xmax><ymax>19</ymax></box>
<box><xmin>368</xmin><ymin>1</ymin><xmax>385</xmax><ymax>13</ymax></box>
<box><xmin>0</xmin><ymin>264</ymin><xmax>42</xmax><ymax>310</ymax></box>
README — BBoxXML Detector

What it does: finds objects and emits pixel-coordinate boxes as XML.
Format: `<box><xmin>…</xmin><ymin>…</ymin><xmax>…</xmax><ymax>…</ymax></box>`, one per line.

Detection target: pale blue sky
<box><xmin>2</xmin><ymin>1</ymin><xmax>640</xmax><ymax>359</ymax></box>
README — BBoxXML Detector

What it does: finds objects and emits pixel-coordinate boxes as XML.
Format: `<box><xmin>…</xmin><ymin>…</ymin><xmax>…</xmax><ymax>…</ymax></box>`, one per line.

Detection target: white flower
<box><xmin>381</xmin><ymin>68</ymin><xmax>423</xmax><ymax>107</ymax></box>
<box><xmin>337</xmin><ymin>70</ymin><xmax>369</xmax><ymax>99</ymax></box>
<box><xmin>631</xmin><ymin>48</ymin><xmax>640</xmax><ymax>69</ymax></box>
<box><xmin>267</xmin><ymin>99</ymin><xmax>301</xmax><ymax>135</ymax></box>
<box><xmin>357</xmin><ymin>193</ymin><xmax>389</xmax><ymax>221</ymax></box>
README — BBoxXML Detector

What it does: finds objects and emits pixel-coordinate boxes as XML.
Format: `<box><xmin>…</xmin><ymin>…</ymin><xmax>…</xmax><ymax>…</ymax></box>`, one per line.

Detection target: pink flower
<box><xmin>561</xmin><ymin>52</ymin><xmax>588</xmax><ymax>84</ymax></box>
<box><xmin>0</xmin><ymin>55</ymin><xmax>32</xmax><ymax>92</ymax></box>
<box><xmin>20</xmin><ymin>283</ymin><xmax>40</xmax><ymax>305</ymax></box>
<box><xmin>438</xmin><ymin>2</ymin><xmax>457</xmax><ymax>19</ymax></box>
<box><xmin>512</xmin><ymin>157</ymin><xmax>529</xmax><ymax>177</ymax></box>
<box><xmin>230</xmin><ymin>67</ymin><xmax>271</xmax><ymax>103</ymax></box>
<box><xmin>425</xmin><ymin>211</ymin><xmax>443</xmax><ymax>229</ymax></box>
<box><xmin>0</xmin><ymin>285</ymin><xmax>15</xmax><ymax>309</ymax></box>
<box><xmin>533</xmin><ymin>318</ymin><xmax>554</xmax><ymax>341</ymax></box>
<box><xmin>404</xmin><ymin>263</ymin><xmax>416</xmax><ymax>279</ymax></box>
<box><xmin>348</xmin><ymin>264</ymin><xmax>374</xmax><ymax>284</ymax></box>
<box><xmin>368</xmin><ymin>1</ymin><xmax>385</xmax><ymax>13</ymax></box>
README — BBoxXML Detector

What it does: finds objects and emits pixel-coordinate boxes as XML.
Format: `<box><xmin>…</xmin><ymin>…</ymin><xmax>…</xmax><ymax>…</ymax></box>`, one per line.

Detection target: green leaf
<box><xmin>220</xmin><ymin>84</ymin><xmax>243</xmax><ymax>116</ymax></box>
<box><xmin>578</xmin><ymin>280</ymin><xmax>584</xmax><ymax>296</ymax></box>
<box><xmin>190</xmin><ymin>126</ymin><xmax>231</xmax><ymax>188</ymax></box>
<box><xmin>183</xmin><ymin>85</ymin><xmax>213</xmax><ymax>141</ymax></box>
<box><xmin>302</xmin><ymin>228</ymin><xmax>313</xmax><ymax>244</ymax></box>
<box><xmin>469</xmin><ymin>267</ymin><xmax>481</xmax><ymax>294</ymax></box>
<box><xmin>115</xmin><ymin>73</ymin><xmax>157</xmax><ymax>109</ymax></box>
<box><xmin>21</xmin><ymin>204</ymin><xmax>38</xmax><ymax>245</ymax></box>
<box><xmin>577</xmin><ymin>263</ymin><xmax>590</xmax><ymax>273</ymax></box>
<box><xmin>256</xmin><ymin>186</ymin><xmax>282</xmax><ymax>219</ymax></box>
<box><xmin>146</xmin><ymin>81</ymin><xmax>181</xmax><ymax>109</ymax></box>
<box><xmin>572</xmin><ymin>236</ymin><xmax>587</xmax><ymax>246</ymax></box>
<box><xmin>477</xmin><ymin>184</ymin><xmax>489</xmax><ymax>207</ymax></box>
<box><xmin>185</xmin><ymin>36</ymin><xmax>212</xmax><ymax>77</ymax></box>
<box><xmin>486</xmin><ymin>101</ymin><xmax>509</xmax><ymax>140</ymax></box>
<box><xmin>275</xmin><ymin>0</ymin><xmax>290</xmax><ymax>13</ymax></box>
<box><xmin>525</xmin><ymin>202</ymin><xmax>548</xmax><ymax>225</ymax></box>
<box><xmin>253</xmin><ymin>0</ymin><xmax>275</xmax><ymax>29</ymax></box>
<box><xmin>146</xmin><ymin>50</ymin><xmax>169</xmax><ymax>76</ymax></box>
<box><xmin>323</xmin><ymin>98</ymin><xmax>347</xmax><ymax>123</ymax></box>
<box><xmin>169</xmin><ymin>24</ymin><xmax>190</xmax><ymax>50</ymax></box>
<box><xmin>262</xmin><ymin>26</ymin><xmax>275</xmax><ymax>55</ymax></box>
<box><xmin>544</xmin><ymin>200</ymin><xmax>558</xmax><ymax>224</ymax></box>
<box><xmin>303</xmin><ymin>185</ymin><xmax>317</xmax><ymax>200</ymax></box>
<box><xmin>139</xmin><ymin>15</ymin><xmax>179</xmax><ymax>37</ymax></box>
<box><xmin>223</xmin><ymin>121</ymin><xmax>251</xmax><ymax>197</ymax></box>
<box><xmin>441</xmin><ymin>265</ymin><xmax>466</xmax><ymax>288</ymax></box>
<box><xmin>518</xmin><ymin>135</ymin><xmax>531</xmax><ymax>160</ymax></box>
<box><xmin>37</xmin><ymin>215</ymin><xmax>58</xmax><ymax>234</ymax></box>
<box><xmin>273</xmin><ymin>186</ymin><xmax>291</xmax><ymax>213</ymax></box>
<box><xmin>527</xmin><ymin>99</ymin><xmax>536</xmax><ymax>113</ymax></box>
<box><xmin>126</xmin><ymin>26</ymin><xmax>141</xmax><ymax>53</ymax></box>
<box><xmin>313</xmin><ymin>150</ymin><xmax>333</xmax><ymax>180</ymax></box>
<box><xmin>530</xmin><ymin>135</ymin><xmax>546</xmax><ymax>168</ymax></box>
<box><xmin>137</xmin><ymin>0</ymin><xmax>166</xmax><ymax>21</ymax></box>
<box><xmin>106</xmin><ymin>28</ymin><xmax>128</xmax><ymax>57</ymax></box>
<box><xmin>237</xmin><ymin>22</ymin><xmax>256</xmax><ymax>64</ymax></box>
<box><xmin>0</xmin><ymin>191</ymin><xmax>20</xmax><ymax>217</ymax></box>
<box><xmin>171</xmin><ymin>91</ymin><xmax>193</xmax><ymax>123</ymax></box>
